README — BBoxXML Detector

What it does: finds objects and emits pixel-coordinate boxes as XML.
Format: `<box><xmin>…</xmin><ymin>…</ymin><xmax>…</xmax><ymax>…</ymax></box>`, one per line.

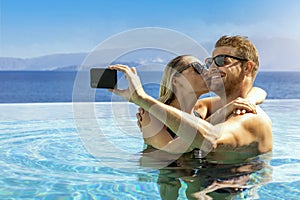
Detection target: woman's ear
<box><xmin>172</xmin><ymin>77</ymin><xmax>179</xmax><ymax>91</ymax></box>
<box><xmin>172</xmin><ymin>77</ymin><xmax>177</xmax><ymax>85</ymax></box>
<box><xmin>244</xmin><ymin>61</ymin><xmax>255</xmax><ymax>76</ymax></box>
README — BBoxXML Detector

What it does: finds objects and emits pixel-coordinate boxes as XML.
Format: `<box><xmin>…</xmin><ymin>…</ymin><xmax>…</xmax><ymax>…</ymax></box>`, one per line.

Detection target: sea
<box><xmin>0</xmin><ymin>71</ymin><xmax>299</xmax><ymax>103</ymax></box>
<box><xmin>1</xmin><ymin>71</ymin><xmax>300</xmax><ymax>199</ymax></box>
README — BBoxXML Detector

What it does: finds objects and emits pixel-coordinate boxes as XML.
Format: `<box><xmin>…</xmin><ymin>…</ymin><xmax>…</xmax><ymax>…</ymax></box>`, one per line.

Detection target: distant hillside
<box><xmin>0</xmin><ymin>53</ymin><xmax>87</xmax><ymax>71</ymax></box>
<box><xmin>0</xmin><ymin>51</ymin><xmax>170</xmax><ymax>71</ymax></box>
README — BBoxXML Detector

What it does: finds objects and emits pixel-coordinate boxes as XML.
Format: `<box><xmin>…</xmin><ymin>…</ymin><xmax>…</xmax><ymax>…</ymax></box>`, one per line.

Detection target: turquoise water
<box><xmin>0</xmin><ymin>100</ymin><xmax>300</xmax><ymax>199</ymax></box>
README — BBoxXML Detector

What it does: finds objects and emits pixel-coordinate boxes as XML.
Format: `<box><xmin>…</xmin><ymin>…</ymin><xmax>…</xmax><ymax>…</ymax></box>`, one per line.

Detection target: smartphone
<box><xmin>90</xmin><ymin>68</ymin><xmax>117</xmax><ymax>89</ymax></box>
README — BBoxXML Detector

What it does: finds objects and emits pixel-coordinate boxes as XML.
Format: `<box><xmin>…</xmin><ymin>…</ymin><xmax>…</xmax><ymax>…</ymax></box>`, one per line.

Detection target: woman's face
<box><xmin>175</xmin><ymin>56</ymin><xmax>209</xmax><ymax>96</ymax></box>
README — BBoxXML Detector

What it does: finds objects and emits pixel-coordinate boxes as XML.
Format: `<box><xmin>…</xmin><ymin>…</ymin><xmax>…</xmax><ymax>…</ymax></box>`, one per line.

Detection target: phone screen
<box><xmin>90</xmin><ymin>68</ymin><xmax>117</xmax><ymax>89</ymax></box>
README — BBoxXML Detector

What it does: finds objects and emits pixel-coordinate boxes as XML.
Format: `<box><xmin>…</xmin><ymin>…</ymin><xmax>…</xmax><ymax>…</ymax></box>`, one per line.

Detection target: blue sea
<box><xmin>0</xmin><ymin>71</ymin><xmax>299</xmax><ymax>103</ymax></box>
<box><xmin>0</xmin><ymin>71</ymin><xmax>300</xmax><ymax>199</ymax></box>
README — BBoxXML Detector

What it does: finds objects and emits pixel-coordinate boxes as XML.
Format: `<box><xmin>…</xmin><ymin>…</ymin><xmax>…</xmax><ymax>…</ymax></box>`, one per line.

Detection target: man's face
<box><xmin>206</xmin><ymin>46</ymin><xmax>245</xmax><ymax>96</ymax></box>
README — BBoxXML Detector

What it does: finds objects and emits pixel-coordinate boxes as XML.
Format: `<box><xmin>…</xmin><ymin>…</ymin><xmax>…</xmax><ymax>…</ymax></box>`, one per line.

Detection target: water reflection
<box><xmin>140</xmin><ymin>146</ymin><xmax>273</xmax><ymax>199</ymax></box>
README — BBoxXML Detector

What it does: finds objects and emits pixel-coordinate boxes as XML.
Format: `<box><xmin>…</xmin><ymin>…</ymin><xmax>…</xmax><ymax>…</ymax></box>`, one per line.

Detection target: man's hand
<box><xmin>136</xmin><ymin>107</ymin><xmax>145</xmax><ymax>130</ymax></box>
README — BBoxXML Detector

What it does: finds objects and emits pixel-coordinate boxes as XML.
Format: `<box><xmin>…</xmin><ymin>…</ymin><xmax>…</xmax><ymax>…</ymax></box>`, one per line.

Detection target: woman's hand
<box><xmin>108</xmin><ymin>64</ymin><xmax>147</xmax><ymax>103</ymax></box>
<box><xmin>231</xmin><ymin>97</ymin><xmax>257</xmax><ymax>115</ymax></box>
<box><xmin>206</xmin><ymin>97</ymin><xmax>257</xmax><ymax>124</ymax></box>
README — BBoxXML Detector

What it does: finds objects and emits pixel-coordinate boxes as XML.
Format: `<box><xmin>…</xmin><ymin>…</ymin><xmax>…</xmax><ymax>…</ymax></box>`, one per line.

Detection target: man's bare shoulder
<box><xmin>215</xmin><ymin>106</ymin><xmax>272</xmax><ymax>153</ymax></box>
<box><xmin>244</xmin><ymin>106</ymin><xmax>273</xmax><ymax>152</ymax></box>
<box><xmin>239</xmin><ymin>106</ymin><xmax>272</xmax><ymax>136</ymax></box>
<box><xmin>224</xmin><ymin>106</ymin><xmax>271</xmax><ymax>131</ymax></box>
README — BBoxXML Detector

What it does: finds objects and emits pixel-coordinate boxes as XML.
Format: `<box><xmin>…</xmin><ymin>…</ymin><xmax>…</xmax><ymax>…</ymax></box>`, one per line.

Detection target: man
<box><xmin>109</xmin><ymin>35</ymin><xmax>272</xmax><ymax>162</ymax></box>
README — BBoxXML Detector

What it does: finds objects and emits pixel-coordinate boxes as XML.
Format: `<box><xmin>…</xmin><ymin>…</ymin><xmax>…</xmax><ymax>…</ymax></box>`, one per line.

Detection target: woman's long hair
<box><xmin>158</xmin><ymin>55</ymin><xmax>194</xmax><ymax>104</ymax></box>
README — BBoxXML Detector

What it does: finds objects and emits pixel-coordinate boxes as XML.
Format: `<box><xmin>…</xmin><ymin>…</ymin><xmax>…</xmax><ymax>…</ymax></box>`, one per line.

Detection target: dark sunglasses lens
<box><xmin>195</xmin><ymin>63</ymin><xmax>204</xmax><ymax>74</ymax></box>
<box><xmin>190</xmin><ymin>63</ymin><xmax>203</xmax><ymax>74</ymax></box>
<box><xmin>214</xmin><ymin>56</ymin><xmax>225</xmax><ymax>67</ymax></box>
<box><xmin>205</xmin><ymin>58</ymin><xmax>213</xmax><ymax>68</ymax></box>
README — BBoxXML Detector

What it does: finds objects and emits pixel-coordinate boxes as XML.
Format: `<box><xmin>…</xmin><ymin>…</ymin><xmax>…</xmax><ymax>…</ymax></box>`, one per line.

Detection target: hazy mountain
<box><xmin>0</xmin><ymin>50</ymin><xmax>172</xmax><ymax>71</ymax></box>
<box><xmin>0</xmin><ymin>53</ymin><xmax>87</xmax><ymax>71</ymax></box>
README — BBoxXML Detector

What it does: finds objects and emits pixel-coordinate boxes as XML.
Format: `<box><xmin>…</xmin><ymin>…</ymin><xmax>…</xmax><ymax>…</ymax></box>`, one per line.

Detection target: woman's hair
<box><xmin>158</xmin><ymin>55</ymin><xmax>194</xmax><ymax>104</ymax></box>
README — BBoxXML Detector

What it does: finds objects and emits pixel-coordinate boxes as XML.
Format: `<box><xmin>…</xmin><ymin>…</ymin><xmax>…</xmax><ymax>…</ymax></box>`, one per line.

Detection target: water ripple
<box><xmin>1</xmin><ymin>101</ymin><xmax>300</xmax><ymax>199</ymax></box>
<box><xmin>0</xmin><ymin>118</ymin><xmax>155</xmax><ymax>199</ymax></box>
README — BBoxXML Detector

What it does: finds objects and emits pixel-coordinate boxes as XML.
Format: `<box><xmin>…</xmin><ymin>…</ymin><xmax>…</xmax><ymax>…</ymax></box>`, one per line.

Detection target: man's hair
<box><xmin>215</xmin><ymin>35</ymin><xmax>259</xmax><ymax>79</ymax></box>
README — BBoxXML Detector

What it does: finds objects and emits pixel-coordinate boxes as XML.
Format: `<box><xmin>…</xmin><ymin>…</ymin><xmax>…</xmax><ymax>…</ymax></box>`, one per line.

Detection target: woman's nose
<box><xmin>208</xmin><ymin>64</ymin><xmax>219</xmax><ymax>74</ymax></box>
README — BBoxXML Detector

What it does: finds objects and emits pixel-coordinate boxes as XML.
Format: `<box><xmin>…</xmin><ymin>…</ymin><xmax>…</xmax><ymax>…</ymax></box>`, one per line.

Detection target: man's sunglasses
<box><xmin>187</xmin><ymin>62</ymin><xmax>206</xmax><ymax>74</ymax></box>
<box><xmin>205</xmin><ymin>55</ymin><xmax>248</xmax><ymax>68</ymax></box>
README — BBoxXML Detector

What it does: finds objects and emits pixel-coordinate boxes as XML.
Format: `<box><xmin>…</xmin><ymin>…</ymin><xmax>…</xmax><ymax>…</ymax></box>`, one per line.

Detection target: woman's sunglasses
<box><xmin>187</xmin><ymin>62</ymin><xmax>206</xmax><ymax>74</ymax></box>
<box><xmin>205</xmin><ymin>55</ymin><xmax>248</xmax><ymax>68</ymax></box>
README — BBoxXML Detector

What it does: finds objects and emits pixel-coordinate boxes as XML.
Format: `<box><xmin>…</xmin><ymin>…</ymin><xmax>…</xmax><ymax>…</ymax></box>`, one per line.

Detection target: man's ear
<box><xmin>244</xmin><ymin>61</ymin><xmax>255</xmax><ymax>76</ymax></box>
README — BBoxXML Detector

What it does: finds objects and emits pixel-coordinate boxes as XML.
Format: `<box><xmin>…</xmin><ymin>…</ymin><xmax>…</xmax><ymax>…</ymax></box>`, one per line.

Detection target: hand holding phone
<box><xmin>90</xmin><ymin>68</ymin><xmax>117</xmax><ymax>89</ymax></box>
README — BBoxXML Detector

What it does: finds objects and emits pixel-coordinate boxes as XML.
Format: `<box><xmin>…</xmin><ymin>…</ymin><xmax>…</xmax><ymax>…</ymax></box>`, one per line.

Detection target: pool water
<box><xmin>0</xmin><ymin>100</ymin><xmax>299</xmax><ymax>199</ymax></box>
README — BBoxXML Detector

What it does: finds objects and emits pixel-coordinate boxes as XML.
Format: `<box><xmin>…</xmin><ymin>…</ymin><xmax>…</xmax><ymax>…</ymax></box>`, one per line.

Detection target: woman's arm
<box><xmin>140</xmin><ymin>110</ymin><xmax>172</xmax><ymax>147</ymax></box>
<box><xmin>246</xmin><ymin>86</ymin><xmax>267</xmax><ymax>105</ymax></box>
<box><xmin>140</xmin><ymin>111</ymin><xmax>194</xmax><ymax>153</ymax></box>
<box><xmin>206</xmin><ymin>87</ymin><xmax>267</xmax><ymax>124</ymax></box>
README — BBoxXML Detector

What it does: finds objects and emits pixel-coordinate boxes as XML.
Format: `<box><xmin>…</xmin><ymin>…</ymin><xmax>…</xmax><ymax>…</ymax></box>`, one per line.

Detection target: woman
<box><xmin>135</xmin><ymin>55</ymin><xmax>266</xmax><ymax>153</ymax></box>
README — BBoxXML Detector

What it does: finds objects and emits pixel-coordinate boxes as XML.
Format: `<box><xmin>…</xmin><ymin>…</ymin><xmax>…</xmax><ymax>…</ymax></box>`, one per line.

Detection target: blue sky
<box><xmin>1</xmin><ymin>0</ymin><xmax>300</xmax><ymax>70</ymax></box>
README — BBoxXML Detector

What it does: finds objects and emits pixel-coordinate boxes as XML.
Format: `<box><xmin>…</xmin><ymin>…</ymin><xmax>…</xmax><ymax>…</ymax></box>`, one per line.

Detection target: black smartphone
<box><xmin>90</xmin><ymin>68</ymin><xmax>117</xmax><ymax>89</ymax></box>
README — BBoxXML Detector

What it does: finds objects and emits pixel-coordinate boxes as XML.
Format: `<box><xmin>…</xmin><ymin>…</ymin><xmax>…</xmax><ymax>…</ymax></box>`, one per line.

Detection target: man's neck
<box><xmin>226</xmin><ymin>74</ymin><xmax>253</xmax><ymax>102</ymax></box>
<box><xmin>221</xmin><ymin>85</ymin><xmax>252</xmax><ymax>105</ymax></box>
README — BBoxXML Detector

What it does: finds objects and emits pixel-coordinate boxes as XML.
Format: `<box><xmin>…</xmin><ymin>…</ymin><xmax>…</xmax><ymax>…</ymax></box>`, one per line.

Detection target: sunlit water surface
<box><xmin>0</xmin><ymin>100</ymin><xmax>299</xmax><ymax>199</ymax></box>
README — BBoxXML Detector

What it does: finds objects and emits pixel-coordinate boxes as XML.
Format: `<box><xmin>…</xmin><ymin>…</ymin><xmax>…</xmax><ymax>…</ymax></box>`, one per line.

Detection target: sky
<box><xmin>1</xmin><ymin>0</ymin><xmax>300</xmax><ymax>71</ymax></box>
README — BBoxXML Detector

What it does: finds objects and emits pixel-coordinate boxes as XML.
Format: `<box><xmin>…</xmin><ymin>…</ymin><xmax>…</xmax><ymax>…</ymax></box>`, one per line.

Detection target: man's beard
<box><xmin>209</xmin><ymin>76</ymin><xmax>243</xmax><ymax>101</ymax></box>
<box><xmin>209</xmin><ymin>77</ymin><xmax>226</xmax><ymax>97</ymax></box>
